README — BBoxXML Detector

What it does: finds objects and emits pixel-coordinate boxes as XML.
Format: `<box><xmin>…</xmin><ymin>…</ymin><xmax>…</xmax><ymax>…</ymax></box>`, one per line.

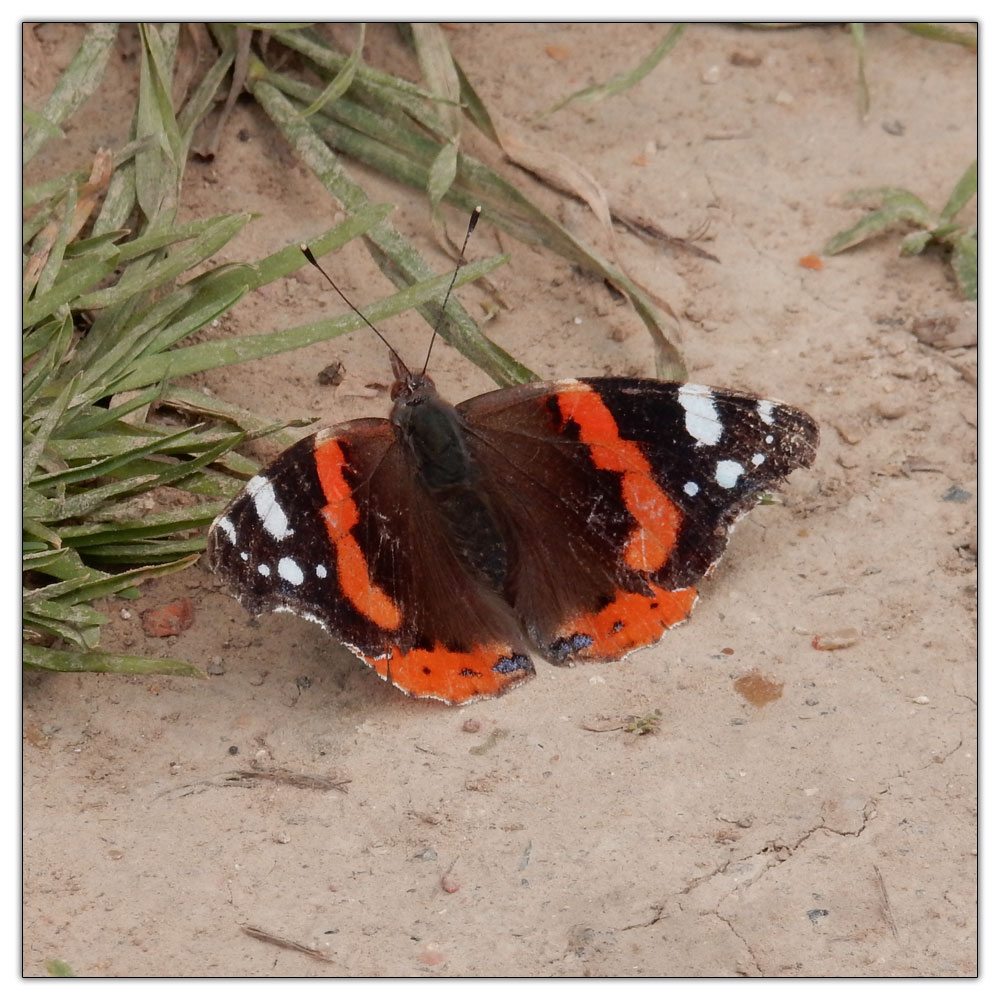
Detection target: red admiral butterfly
<box><xmin>207</xmin><ymin>216</ymin><xmax>818</xmax><ymax>705</ymax></box>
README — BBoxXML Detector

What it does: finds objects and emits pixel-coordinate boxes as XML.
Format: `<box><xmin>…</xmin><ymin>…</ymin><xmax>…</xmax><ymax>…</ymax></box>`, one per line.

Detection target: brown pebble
<box><xmin>461</xmin><ymin>718</ymin><xmax>482</xmax><ymax>733</ymax></box>
<box><xmin>441</xmin><ymin>873</ymin><xmax>460</xmax><ymax>894</ymax></box>
<box><xmin>141</xmin><ymin>598</ymin><xmax>193</xmax><ymax>637</ymax></box>
<box><xmin>729</xmin><ymin>48</ymin><xmax>762</xmax><ymax>67</ymax></box>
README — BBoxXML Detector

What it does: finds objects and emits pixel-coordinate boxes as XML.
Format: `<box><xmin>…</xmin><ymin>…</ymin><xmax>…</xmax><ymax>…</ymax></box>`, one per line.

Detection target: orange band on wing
<box><xmin>359</xmin><ymin>642</ymin><xmax>534</xmax><ymax>705</ymax></box>
<box><xmin>556</xmin><ymin>384</ymin><xmax>681</xmax><ymax>573</ymax></box>
<box><xmin>313</xmin><ymin>438</ymin><xmax>402</xmax><ymax>632</ymax></box>
<box><xmin>559</xmin><ymin>583</ymin><xmax>697</xmax><ymax>660</ymax></box>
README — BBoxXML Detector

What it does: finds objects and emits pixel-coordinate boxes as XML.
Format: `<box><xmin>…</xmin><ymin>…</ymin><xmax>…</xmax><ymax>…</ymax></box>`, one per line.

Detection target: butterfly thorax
<box><xmin>390</xmin><ymin>373</ymin><xmax>470</xmax><ymax>491</ymax></box>
<box><xmin>391</xmin><ymin>372</ymin><xmax>509</xmax><ymax>590</ymax></box>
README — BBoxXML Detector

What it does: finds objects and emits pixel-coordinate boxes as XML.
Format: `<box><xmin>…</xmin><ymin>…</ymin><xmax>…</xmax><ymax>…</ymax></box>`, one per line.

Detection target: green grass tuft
<box><xmin>823</xmin><ymin>162</ymin><xmax>977</xmax><ymax>300</ymax></box>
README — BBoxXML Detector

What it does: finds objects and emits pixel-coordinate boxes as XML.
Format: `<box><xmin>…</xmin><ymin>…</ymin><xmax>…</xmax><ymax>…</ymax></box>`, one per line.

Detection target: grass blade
<box><xmin>850</xmin><ymin>23</ymin><xmax>871</xmax><ymax>120</ymax></box>
<box><xmin>411</xmin><ymin>23</ymin><xmax>462</xmax><ymax>208</ymax></box>
<box><xmin>33</xmin><ymin>424</ymin><xmax>211</xmax><ymax>487</ymax></box>
<box><xmin>24</xmin><ymin>645</ymin><xmax>206</xmax><ymax>678</ymax></box>
<box><xmin>246</xmin><ymin>202</ymin><xmax>393</xmax><ymax>288</ymax></box>
<box><xmin>23</xmin><ymin>257</ymin><xmax>116</xmax><ymax>329</ymax></box>
<box><xmin>300</xmin><ymin>23</ymin><xmax>366</xmax><ymax>117</ymax></box>
<box><xmin>74</xmin><ymin>213</ymin><xmax>252</xmax><ymax>310</ymax></box>
<box><xmin>23</xmin><ymin>23</ymin><xmax>119</xmax><ymax>164</ymax></box>
<box><xmin>543</xmin><ymin>24</ymin><xmax>685</xmax><ymax>115</ymax></box>
<box><xmin>109</xmin><ymin>254</ymin><xmax>509</xmax><ymax>393</ymax></box>
<box><xmin>899</xmin><ymin>23</ymin><xmax>977</xmax><ymax>49</ymax></box>
<box><xmin>823</xmin><ymin>189</ymin><xmax>934</xmax><ymax>255</ymax></box>
<box><xmin>23</xmin><ymin>374</ymin><xmax>83</xmax><ymax>488</ymax></box>
<box><xmin>939</xmin><ymin>160</ymin><xmax>977</xmax><ymax>222</ymax></box>
<box><xmin>949</xmin><ymin>227</ymin><xmax>977</xmax><ymax>300</ymax></box>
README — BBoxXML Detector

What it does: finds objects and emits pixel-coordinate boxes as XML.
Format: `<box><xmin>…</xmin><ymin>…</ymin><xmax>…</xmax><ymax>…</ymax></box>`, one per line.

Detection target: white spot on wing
<box><xmin>677</xmin><ymin>383</ymin><xmax>722</xmax><ymax>446</ymax></box>
<box><xmin>257</xmin><ymin>563</ymin><xmax>271</xmax><ymax>577</ymax></box>
<box><xmin>248</xmin><ymin>475</ymin><xmax>293</xmax><ymax>541</ymax></box>
<box><xmin>316</xmin><ymin>564</ymin><xmax>328</xmax><ymax>579</ymax></box>
<box><xmin>758</xmin><ymin>399</ymin><xmax>776</xmax><ymax>425</ymax></box>
<box><xmin>684</xmin><ymin>481</ymin><xmax>700</xmax><ymax>496</ymax></box>
<box><xmin>216</xmin><ymin>516</ymin><xmax>236</xmax><ymax>544</ymax></box>
<box><xmin>751</xmin><ymin>453</ymin><xmax>766</xmax><ymax>467</ymax></box>
<box><xmin>715</xmin><ymin>459</ymin><xmax>745</xmax><ymax>489</ymax></box>
<box><xmin>240</xmin><ymin>552</ymin><xmax>249</xmax><ymax>562</ymax></box>
<box><xmin>278</xmin><ymin>557</ymin><xmax>304</xmax><ymax>586</ymax></box>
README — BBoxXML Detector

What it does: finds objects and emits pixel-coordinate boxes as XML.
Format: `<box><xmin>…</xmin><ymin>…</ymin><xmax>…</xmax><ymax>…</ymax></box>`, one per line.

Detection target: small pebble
<box><xmin>877</xmin><ymin>399</ymin><xmax>908</xmax><ymax>420</ymax></box>
<box><xmin>812</xmin><ymin>628</ymin><xmax>860</xmax><ymax>651</ymax></box>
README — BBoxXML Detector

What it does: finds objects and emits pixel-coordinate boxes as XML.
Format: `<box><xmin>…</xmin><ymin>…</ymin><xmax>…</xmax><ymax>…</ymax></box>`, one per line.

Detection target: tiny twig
<box><xmin>874</xmin><ymin>865</ymin><xmax>899</xmax><ymax>942</ymax></box>
<box><xmin>224</xmin><ymin>768</ymin><xmax>350</xmax><ymax>792</ymax></box>
<box><xmin>242</xmin><ymin>924</ymin><xmax>334</xmax><ymax>963</ymax></box>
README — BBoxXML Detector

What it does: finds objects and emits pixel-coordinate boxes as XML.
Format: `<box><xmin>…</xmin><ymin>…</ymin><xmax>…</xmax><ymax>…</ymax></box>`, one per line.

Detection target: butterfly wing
<box><xmin>207</xmin><ymin>418</ymin><xmax>534</xmax><ymax>704</ymax></box>
<box><xmin>459</xmin><ymin>377</ymin><xmax>818</xmax><ymax>662</ymax></box>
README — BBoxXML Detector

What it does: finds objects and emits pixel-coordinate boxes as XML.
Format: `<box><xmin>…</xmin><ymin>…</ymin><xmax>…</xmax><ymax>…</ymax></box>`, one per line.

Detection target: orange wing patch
<box><xmin>313</xmin><ymin>437</ymin><xmax>401</xmax><ymax>632</ymax></box>
<box><xmin>557</xmin><ymin>584</ymin><xmax>698</xmax><ymax>660</ymax></box>
<box><xmin>358</xmin><ymin>642</ymin><xmax>535</xmax><ymax>705</ymax></box>
<box><xmin>554</xmin><ymin>383</ymin><xmax>682</xmax><ymax>574</ymax></box>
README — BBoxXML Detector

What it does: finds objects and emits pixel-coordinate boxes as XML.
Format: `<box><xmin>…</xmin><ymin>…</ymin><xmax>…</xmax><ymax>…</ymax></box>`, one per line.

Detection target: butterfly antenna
<box><xmin>420</xmin><ymin>206</ymin><xmax>482</xmax><ymax>376</ymax></box>
<box><xmin>300</xmin><ymin>245</ymin><xmax>411</xmax><ymax>377</ymax></box>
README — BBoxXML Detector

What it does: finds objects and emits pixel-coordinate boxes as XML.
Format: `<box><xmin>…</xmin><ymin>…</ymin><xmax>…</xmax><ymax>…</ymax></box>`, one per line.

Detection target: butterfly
<box><xmin>207</xmin><ymin>212</ymin><xmax>818</xmax><ymax>704</ymax></box>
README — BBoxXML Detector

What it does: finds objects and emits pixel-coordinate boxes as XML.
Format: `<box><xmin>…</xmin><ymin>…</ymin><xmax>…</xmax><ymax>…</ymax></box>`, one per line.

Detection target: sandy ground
<box><xmin>23</xmin><ymin>23</ymin><xmax>977</xmax><ymax>977</ymax></box>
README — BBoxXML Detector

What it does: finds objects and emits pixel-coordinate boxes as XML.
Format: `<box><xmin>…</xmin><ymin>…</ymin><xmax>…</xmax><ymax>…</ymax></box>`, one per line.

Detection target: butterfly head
<box><xmin>390</xmin><ymin>352</ymin><xmax>438</xmax><ymax>408</ymax></box>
